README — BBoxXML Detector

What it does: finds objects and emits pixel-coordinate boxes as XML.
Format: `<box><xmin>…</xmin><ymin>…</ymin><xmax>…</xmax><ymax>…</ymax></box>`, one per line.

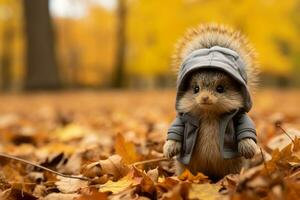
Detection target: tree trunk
<box><xmin>112</xmin><ymin>0</ymin><xmax>126</xmax><ymax>88</ymax></box>
<box><xmin>23</xmin><ymin>0</ymin><xmax>60</xmax><ymax>90</ymax></box>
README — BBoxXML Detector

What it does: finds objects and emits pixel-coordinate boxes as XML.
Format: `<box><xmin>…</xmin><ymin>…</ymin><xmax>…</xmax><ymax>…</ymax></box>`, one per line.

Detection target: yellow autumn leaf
<box><xmin>189</xmin><ymin>183</ymin><xmax>221</xmax><ymax>200</ymax></box>
<box><xmin>99</xmin><ymin>173</ymin><xmax>141</xmax><ymax>194</ymax></box>
<box><xmin>178</xmin><ymin>169</ymin><xmax>209</xmax><ymax>183</ymax></box>
<box><xmin>55</xmin><ymin>124</ymin><xmax>89</xmax><ymax>141</ymax></box>
<box><xmin>115</xmin><ymin>133</ymin><xmax>140</xmax><ymax>164</ymax></box>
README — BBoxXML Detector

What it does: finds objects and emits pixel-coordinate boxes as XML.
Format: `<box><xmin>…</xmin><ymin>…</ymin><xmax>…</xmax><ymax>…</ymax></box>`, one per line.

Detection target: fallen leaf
<box><xmin>156</xmin><ymin>177</ymin><xmax>180</xmax><ymax>198</ymax></box>
<box><xmin>284</xmin><ymin>178</ymin><xmax>300</xmax><ymax>199</ymax></box>
<box><xmin>61</xmin><ymin>151</ymin><xmax>83</xmax><ymax>174</ymax></box>
<box><xmin>218</xmin><ymin>174</ymin><xmax>239</xmax><ymax>194</ymax></box>
<box><xmin>43</xmin><ymin>193</ymin><xmax>79</xmax><ymax>200</ymax></box>
<box><xmin>133</xmin><ymin>166</ymin><xmax>155</xmax><ymax>194</ymax></box>
<box><xmin>161</xmin><ymin>182</ymin><xmax>189</xmax><ymax>200</ymax></box>
<box><xmin>0</xmin><ymin>188</ymin><xmax>38</xmax><ymax>200</ymax></box>
<box><xmin>55</xmin><ymin>176</ymin><xmax>88</xmax><ymax>193</ymax></box>
<box><xmin>178</xmin><ymin>169</ymin><xmax>209</xmax><ymax>183</ymax></box>
<box><xmin>99</xmin><ymin>173</ymin><xmax>141</xmax><ymax>194</ymax></box>
<box><xmin>267</xmin><ymin>129</ymin><xmax>300</xmax><ymax>151</ymax></box>
<box><xmin>77</xmin><ymin>187</ymin><xmax>108</xmax><ymax>200</ymax></box>
<box><xmin>189</xmin><ymin>183</ymin><xmax>221</xmax><ymax>200</ymax></box>
<box><xmin>115</xmin><ymin>133</ymin><xmax>140</xmax><ymax>164</ymax></box>
<box><xmin>82</xmin><ymin>154</ymin><xmax>130</xmax><ymax>180</ymax></box>
<box><xmin>238</xmin><ymin>165</ymin><xmax>264</xmax><ymax>186</ymax></box>
<box><xmin>146</xmin><ymin>167</ymin><xmax>159</xmax><ymax>182</ymax></box>
<box><xmin>55</xmin><ymin>124</ymin><xmax>95</xmax><ymax>142</ymax></box>
<box><xmin>2</xmin><ymin>91</ymin><xmax>300</xmax><ymax>199</ymax></box>
<box><xmin>32</xmin><ymin>185</ymin><xmax>46</xmax><ymax>198</ymax></box>
<box><xmin>109</xmin><ymin>186</ymin><xmax>139</xmax><ymax>200</ymax></box>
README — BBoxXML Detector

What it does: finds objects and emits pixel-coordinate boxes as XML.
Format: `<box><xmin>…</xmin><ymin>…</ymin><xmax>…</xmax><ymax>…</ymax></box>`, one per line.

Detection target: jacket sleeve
<box><xmin>234</xmin><ymin>112</ymin><xmax>257</xmax><ymax>142</ymax></box>
<box><xmin>167</xmin><ymin>116</ymin><xmax>185</xmax><ymax>141</ymax></box>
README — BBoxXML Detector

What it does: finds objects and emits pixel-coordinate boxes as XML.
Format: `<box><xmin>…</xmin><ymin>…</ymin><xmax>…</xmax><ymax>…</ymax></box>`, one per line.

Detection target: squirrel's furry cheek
<box><xmin>216</xmin><ymin>92</ymin><xmax>244</xmax><ymax>112</ymax></box>
<box><xmin>177</xmin><ymin>93</ymin><xmax>196</xmax><ymax>113</ymax></box>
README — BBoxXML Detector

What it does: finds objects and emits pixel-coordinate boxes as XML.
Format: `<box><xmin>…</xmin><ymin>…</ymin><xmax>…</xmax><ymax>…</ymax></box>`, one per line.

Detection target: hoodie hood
<box><xmin>176</xmin><ymin>45</ymin><xmax>252</xmax><ymax>112</ymax></box>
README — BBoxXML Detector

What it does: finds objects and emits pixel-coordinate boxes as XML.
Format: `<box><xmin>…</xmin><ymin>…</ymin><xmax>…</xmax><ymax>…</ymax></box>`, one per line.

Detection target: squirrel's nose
<box><xmin>202</xmin><ymin>96</ymin><xmax>209</xmax><ymax>102</ymax></box>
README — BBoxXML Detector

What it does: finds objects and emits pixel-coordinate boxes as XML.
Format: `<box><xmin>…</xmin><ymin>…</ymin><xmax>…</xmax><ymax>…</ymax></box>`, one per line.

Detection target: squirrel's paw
<box><xmin>163</xmin><ymin>140</ymin><xmax>181</xmax><ymax>159</ymax></box>
<box><xmin>238</xmin><ymin>138</ymin><xmax>257</xmax><ymax>159</ymax></box>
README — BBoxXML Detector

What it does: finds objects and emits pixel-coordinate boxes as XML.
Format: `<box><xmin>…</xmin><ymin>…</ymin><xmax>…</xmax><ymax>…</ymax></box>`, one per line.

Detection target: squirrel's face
<box><xmin>178</xmin><ymin>70</ymin><xmax>244</xmax><ymax>115</ymax></box>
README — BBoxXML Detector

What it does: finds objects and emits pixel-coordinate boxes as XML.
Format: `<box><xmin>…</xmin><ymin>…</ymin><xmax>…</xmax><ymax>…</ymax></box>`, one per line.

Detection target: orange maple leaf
<box><xmin>115</xmin><ymin>133</ymin><xmax>141</xmax><ymax>164</ymax></box>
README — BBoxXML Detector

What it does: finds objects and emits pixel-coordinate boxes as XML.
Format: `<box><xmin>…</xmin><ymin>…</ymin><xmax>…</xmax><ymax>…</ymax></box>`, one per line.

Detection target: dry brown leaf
<box><xmin>239</xmin><ymin>165</ymin><xmax>264</xmax><ymax>185</ymax></box>
<box><xmin>161</xmin><ymin>182</ymin><xmax>189</xmax><ymax>200</ymax></box>
<box><xmin>219</xmin><ymin>174</ymin><xmax>239</xmax><ymax>194</ymax></box>
<box><xmin>43</xmin><ymin>193</ymin><xmax>79</xmax><ymax>200</ymax></box>
<box><xmin>265</xmin><ymin>139</ymin><xmax>300</xmax><ymax>175</ymax></box>
<box><xmin>146</xmin><ymin>167</ymin><xmax>159</xmax><ymax>182</ymax></box>
<box><xmin>156</xmin><ymin>177</ymin><xmax>180</xmax><ymax>198</ymax></box>
<box><xmin>0</xmin><ymin>173</ymin><xmax>11</xmax><ymax>191</ymax></box>
<box><xmin>133</xmin><ymin>166</ymin><xmax>155</xmax><ymax>194</ymax></box>
<box><xmin>267</xmin><ymin>129</ymin><xmax>300</xmax><ymax>151</ymax></box>
<box><xmin>0</xmin><ymin>165</ymin><xmax>25</xmax><ymax>183</ymax></box>
<box><xmin>115</xmin><ymin>133</ymin><xmax>141</xmax><ymax>164</ymax></box>
<box><xmin>32</xmin><ymin>185</ymin><xmax>46</xmax><ymax>198</ymax></box>
<box><xmin>77</xmin><ymin>187</ymin><xmax>108</xmax><ymax>200</ymax></box>
<box><xmin>284</xmin><ymin>178</ymin><xmax>300</xmax><ymax>199</ymax></box>
<box><xmin>178</xmin><ymin>169</ymin><xmax>209</xmax><ymax>183</ymax></box>
<box><xmin>0</xmin><ymin>188</ymin><xmax>38</xmax><ymax>200</ymax></box>
<box><xmin>246</xmin><ymin>176</ymin><xmax>268</xmax><ymax>189</ymax></box>
<box><xmin>82</xmin><ymin>154</ymin><xmax>130</xmax><ymax>180</ymax></box>
<box><xmin>292</xmin><ymin>137</ymin><xmax>300</xmax><ymax>161</ymax></box>
<box><xmin>55</xmin><ymin>176</ymin><xmax>88</xmax><ymax>193</ymax></box>
<box><xmin>61</xmin><ymin>151</ymin><xmax>83</xmax><ymax>174</ymax></box>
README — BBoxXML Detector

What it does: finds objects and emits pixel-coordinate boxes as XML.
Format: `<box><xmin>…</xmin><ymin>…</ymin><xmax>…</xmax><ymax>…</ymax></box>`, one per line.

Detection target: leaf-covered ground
<box><xmin>0</xmin><ymin>89</ymin><xmax>300</xmax><ymax>200</ymax></box>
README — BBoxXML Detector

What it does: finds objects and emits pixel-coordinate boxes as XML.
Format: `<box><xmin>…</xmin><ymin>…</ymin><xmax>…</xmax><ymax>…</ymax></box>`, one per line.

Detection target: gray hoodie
<box><xmin>167</xmin><ymin>46</ymin><xmax>257</xmax><ymax>165</ymax></box>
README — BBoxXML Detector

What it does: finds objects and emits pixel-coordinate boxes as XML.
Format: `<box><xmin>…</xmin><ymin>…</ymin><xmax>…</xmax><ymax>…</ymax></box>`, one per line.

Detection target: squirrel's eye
<box><xmin>193</xmin><ymin>85</ymin><xmax>200</xmax><ymax>94</ymax></box>
<box><xmin>216</xmin><ymin>85</ymin><xmax>225</xmax><ymax>93</ymax></box>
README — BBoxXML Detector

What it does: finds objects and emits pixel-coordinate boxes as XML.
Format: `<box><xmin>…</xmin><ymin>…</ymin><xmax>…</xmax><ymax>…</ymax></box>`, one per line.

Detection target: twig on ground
<box><xmin>276</xmin><ymin>124</ymin><xmax>295</xmax><ymax>144</ymax></box>
<box><xmin>8</xmin><ymin>182</ymin><xmax>36</xmax><ymax>186</ymax></box>
<box><xmin>132</xmin><ymin>157</ymin><xmax>169</xmax><ymax>167</ymax></box>
<box><xmin>0</xmin><ymin>153</ymin><xmax>91</xmax><ymax>181</ymax></box>
<box><xmin>289</xmin><ymin>170</ymin><xmax>300</xmax><ymax>178</ymax></box>
<box><xmin>0</xmin><ymin>152</ymin><xmax>169</xmax><ymax>181</ymax></box>
<box><xmin>260</xmin><ymin>147</ymin><xmax>271</xmax><ymax>178</ymax></box>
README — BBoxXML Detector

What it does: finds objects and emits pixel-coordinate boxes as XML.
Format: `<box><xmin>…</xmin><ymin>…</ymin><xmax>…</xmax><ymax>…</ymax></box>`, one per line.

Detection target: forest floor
<box><xmin>0</xmin><ymin>89</ymin><xmax>300</xmax><ymax>200</ymax></box>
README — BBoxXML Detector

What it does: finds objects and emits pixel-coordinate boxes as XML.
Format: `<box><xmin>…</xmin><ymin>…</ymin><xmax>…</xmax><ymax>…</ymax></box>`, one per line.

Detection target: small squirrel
<box><xmin>163</xmin><ymin>24</ymin><xmax>259</xmax><ymax>179</ymax></box>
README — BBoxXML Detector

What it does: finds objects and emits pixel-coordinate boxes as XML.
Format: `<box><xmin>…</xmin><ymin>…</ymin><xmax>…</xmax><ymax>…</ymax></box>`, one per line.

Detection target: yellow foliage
<box><xmin>1</xmin><ymin>0</ymin><xmax>300</xmax><ymax>86</ymax></box>
<box><xmin>54</xmin><ymin>6</ymin><xmax>117</xmax><ymax>86</ymax></box>
<box><xmin>127</xmin><ymin>0</ymin><xmax>300</xmax><ymax>76</ymax></box>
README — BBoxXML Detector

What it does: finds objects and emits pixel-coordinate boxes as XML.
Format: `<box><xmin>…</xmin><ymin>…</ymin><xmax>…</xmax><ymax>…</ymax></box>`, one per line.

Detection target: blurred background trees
<box><xmin>0</xmin><ymin>0</ymin><xmax>300</xmax><ymax>91</ymax></box>
<box><xmin>23</xmin><ymin>0</ymin><xmax>60</xmax><ymax>89</ymax></box>
<box><xmin>112</xmin><ymin>0</ymin><xmax>126</xmax><ymax>88</ymax></box>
